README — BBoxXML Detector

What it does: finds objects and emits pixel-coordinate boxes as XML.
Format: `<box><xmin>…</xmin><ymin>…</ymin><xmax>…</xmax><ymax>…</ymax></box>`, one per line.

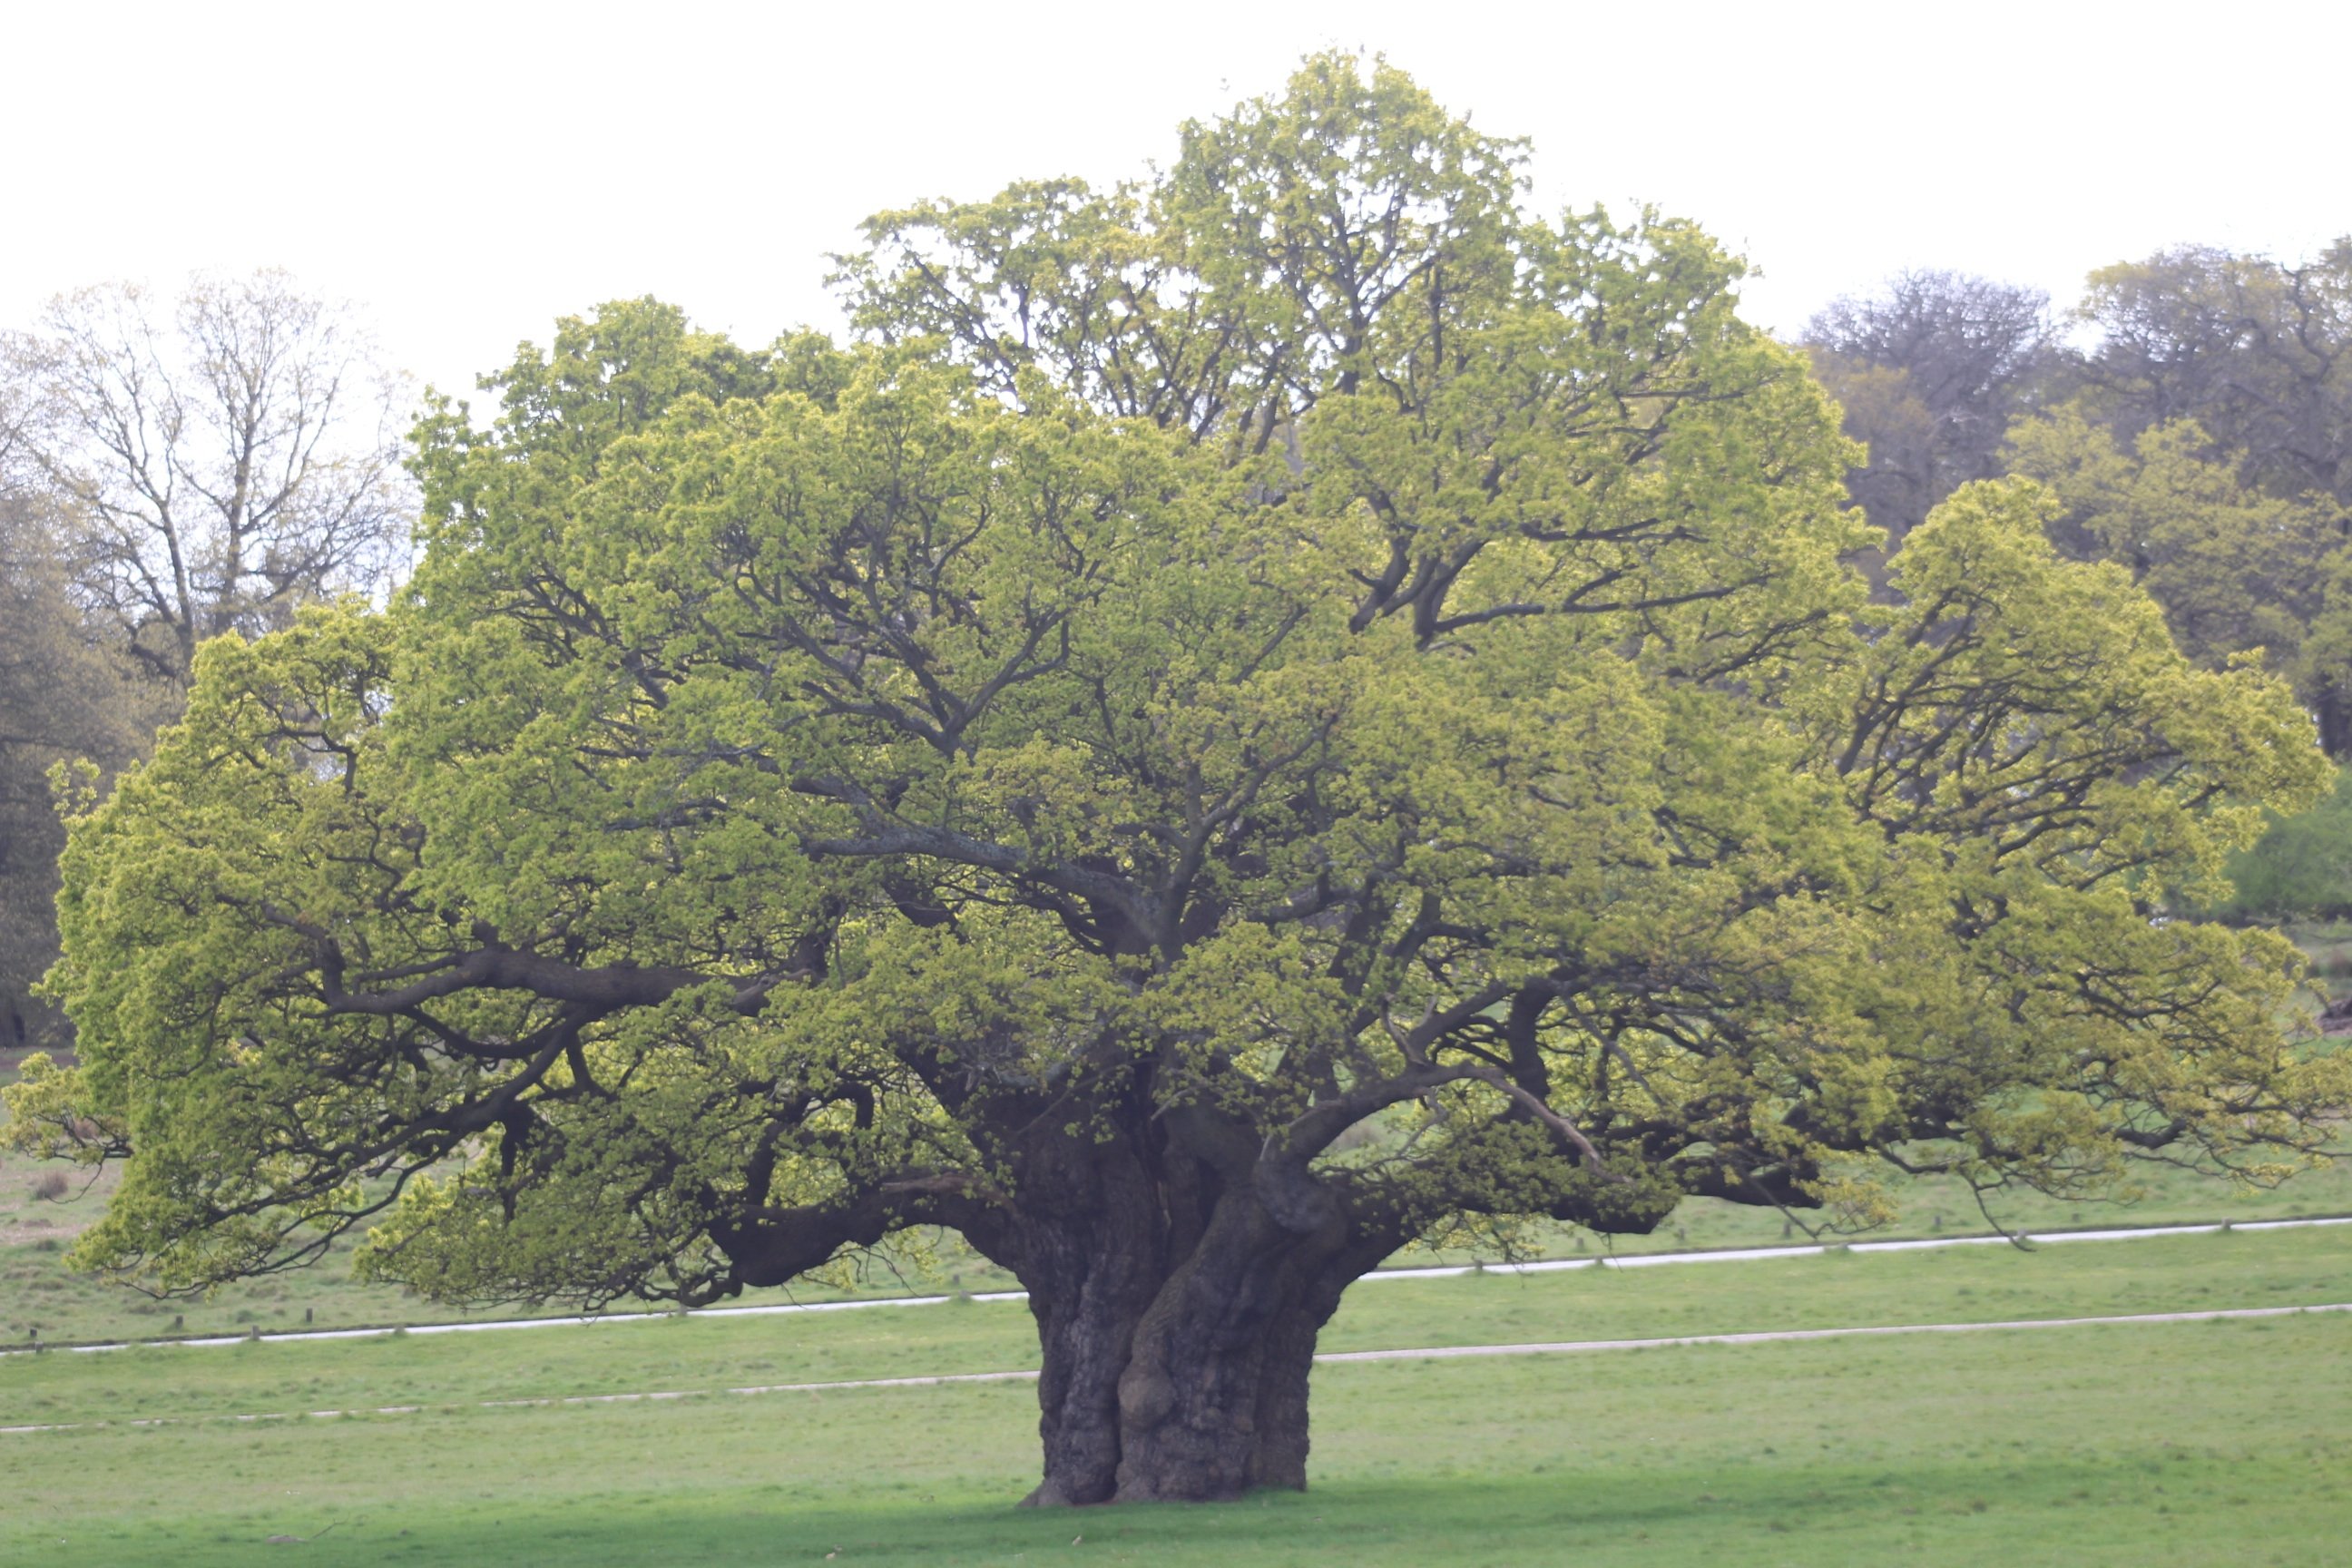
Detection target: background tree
<box><xmin>10</xmin><ymin>58</ymin><xmax>2345</xmax><ymax>1507</ymax></box>
<box><xmin>0</xmin><ymin>390</ymin><xmax>162</xmax><ymax>1054</ymax></box>
<box><xmin>2009</xmin><ymin>407</ymin><xmax>2337</xmax><ymax>667</ymax></box>
<box><xmin>1</xmin><ymin>270</ymin><xmax>413</xmax><ymax>685</ymax></box>
<box><xmin>1803</xmin><ymin>271</ymin><xmax>2064</xmax><ymax>555</ymax></box>
<box><xmin>2078</xmin><ymin>241</ymin><xmax>2352</xmax><ymax>505</ymax></box>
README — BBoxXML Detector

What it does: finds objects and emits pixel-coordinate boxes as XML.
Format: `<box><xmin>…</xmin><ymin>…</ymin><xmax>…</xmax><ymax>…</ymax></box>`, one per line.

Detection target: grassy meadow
<box><xmin>6</xmin><ymin>1021</ymin><xmax>2351</xmax><ymax>1564</ymax></box>
<box><xmin>4</xmin><ymin>1227</ymin><xmax>2347</xmax><ymax>1565</ymax></box>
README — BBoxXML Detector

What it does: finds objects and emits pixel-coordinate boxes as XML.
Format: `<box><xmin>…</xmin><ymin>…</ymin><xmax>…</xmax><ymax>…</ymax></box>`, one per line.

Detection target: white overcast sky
<box><xmin>6</xmin><ymin>1</ymin><xmax>2344</xmax><ymax>402</ymax></box>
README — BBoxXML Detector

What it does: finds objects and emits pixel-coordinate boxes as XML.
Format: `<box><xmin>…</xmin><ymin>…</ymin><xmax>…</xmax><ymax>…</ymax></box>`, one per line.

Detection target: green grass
<box><xmin>4</xmin><ymin>1228</ymin><xmax>2348</xmax><ymax>1563</ymax></box>
<box><xmin>9</xmin><ymin>1344</ymin><xmax>2347</xmax><ymax>1567</ymax></box>
<box><xmin>5</xmin><ymin>1228</ymin><xmax>2344</xmax><ymax>1423</ymax></box>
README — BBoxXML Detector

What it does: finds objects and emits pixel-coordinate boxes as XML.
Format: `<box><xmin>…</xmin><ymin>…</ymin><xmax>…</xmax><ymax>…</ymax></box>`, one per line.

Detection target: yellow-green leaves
<box><xmin>1850</xmin><ymin>477</ymin><xmax>2328</xmax><ymax>884</ymax></box>
<box><xmin>29</xmin><ymin>58</ymin><xmax>2349</xmax><ymax>1311</ymax></box>
<box><xmin>2012</xmin><ymin>406</ymin><xmax>2350</xmax><ymax>740</ymax></box>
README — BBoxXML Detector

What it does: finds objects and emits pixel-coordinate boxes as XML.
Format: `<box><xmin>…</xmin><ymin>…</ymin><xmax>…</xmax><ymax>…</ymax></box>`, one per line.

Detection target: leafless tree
<box><xmin>2</xmin><ymin>270</ymin><xmax>414</xmax><ymax>684</ymax></box>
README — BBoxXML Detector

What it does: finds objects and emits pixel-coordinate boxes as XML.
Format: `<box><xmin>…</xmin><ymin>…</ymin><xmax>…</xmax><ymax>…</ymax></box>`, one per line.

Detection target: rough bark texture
<box><xmin>954</xmin><ymin>1102</ymin><xmax>1396</xmax><ymax>1505</ymax></box>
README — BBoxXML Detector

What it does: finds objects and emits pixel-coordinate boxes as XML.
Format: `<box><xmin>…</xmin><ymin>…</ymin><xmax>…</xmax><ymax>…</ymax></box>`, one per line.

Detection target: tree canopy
<box><xmin>10</xmin><ymin>55</ymin><xmax>2346</xmax><ymax>1504</ymax></box>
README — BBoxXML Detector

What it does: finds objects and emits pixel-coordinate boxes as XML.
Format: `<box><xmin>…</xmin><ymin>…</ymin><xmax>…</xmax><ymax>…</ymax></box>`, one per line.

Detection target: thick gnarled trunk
<box><xmin>1111</xmin><ymin>1264</ymin><xmax>1330</xmax><ymax>1500</ymax></box>
<box><xmin>975</xmin><ymin>1125</ymin><xmax>1388</xmax><ymax>1506</ymax></box>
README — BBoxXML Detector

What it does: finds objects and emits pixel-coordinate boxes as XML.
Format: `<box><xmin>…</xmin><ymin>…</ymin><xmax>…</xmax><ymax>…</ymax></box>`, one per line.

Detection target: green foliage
<box><xmin>2010</xmin><ymin>407</ymin><xmax>2345</xmax><ymax>694</ymax></box>
<box><xmin>2201</xmin><ymin>771</ymin><xmax>2352</xmax><ymax>922</ymax></box>
<box><xmin>10</xmin><ymin>54</ymin><xmax>2346</xmax><ymax>1348</ymax></box>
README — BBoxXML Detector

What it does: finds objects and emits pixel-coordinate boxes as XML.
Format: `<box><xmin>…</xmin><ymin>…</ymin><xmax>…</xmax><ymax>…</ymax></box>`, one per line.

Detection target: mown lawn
<box><xmin>3</xmin><ymin>1227</ymin><xmax>2346</xmax><ymax>1564</ymax></box>
<box><xmin>4</xmin><ymin>1227</ymin><xmax>2345</xmax><ymax>1421</ymax></box>
<box><xmin>3</xmin><ymin>1320</ymin><xmax>2341</xmax><ymax>1565</ymax></box>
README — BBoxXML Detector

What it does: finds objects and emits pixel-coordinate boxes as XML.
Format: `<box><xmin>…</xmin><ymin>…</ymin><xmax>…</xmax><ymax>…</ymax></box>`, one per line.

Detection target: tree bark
<box><xmin>1110</xmin><ymin>1248</ymin><xmax>1342</xmax><ymax>1500</ymax></box>
<box><xmin>971</xmin><ymin>1117</ymin><xmax>1393</xmax><ymax>1506</ymax></box>
<box><xmin>998</xmin><ymin>1136</ymin><xmax>1169</xmax><ymax>1506</ymax></box>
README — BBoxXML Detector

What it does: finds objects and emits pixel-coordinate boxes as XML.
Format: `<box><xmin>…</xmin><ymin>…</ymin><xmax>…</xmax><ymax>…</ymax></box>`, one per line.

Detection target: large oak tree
<box><xmin>10</xmin><ymin>58</ymin><xmax>2347</xmax><ymax>1504</ymax></box>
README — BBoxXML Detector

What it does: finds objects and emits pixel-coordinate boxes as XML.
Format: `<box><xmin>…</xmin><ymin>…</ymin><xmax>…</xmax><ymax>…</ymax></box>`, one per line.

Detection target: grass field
<box><xmin>7</xmin><ymin>1045</ymin><xmax>2352</xmax><ymax>1564</ymax></box>
<box><xmin>5</xmin><ymin>1228</ymin><xmax>2347</xmax><ymax>1564</ymax></box>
